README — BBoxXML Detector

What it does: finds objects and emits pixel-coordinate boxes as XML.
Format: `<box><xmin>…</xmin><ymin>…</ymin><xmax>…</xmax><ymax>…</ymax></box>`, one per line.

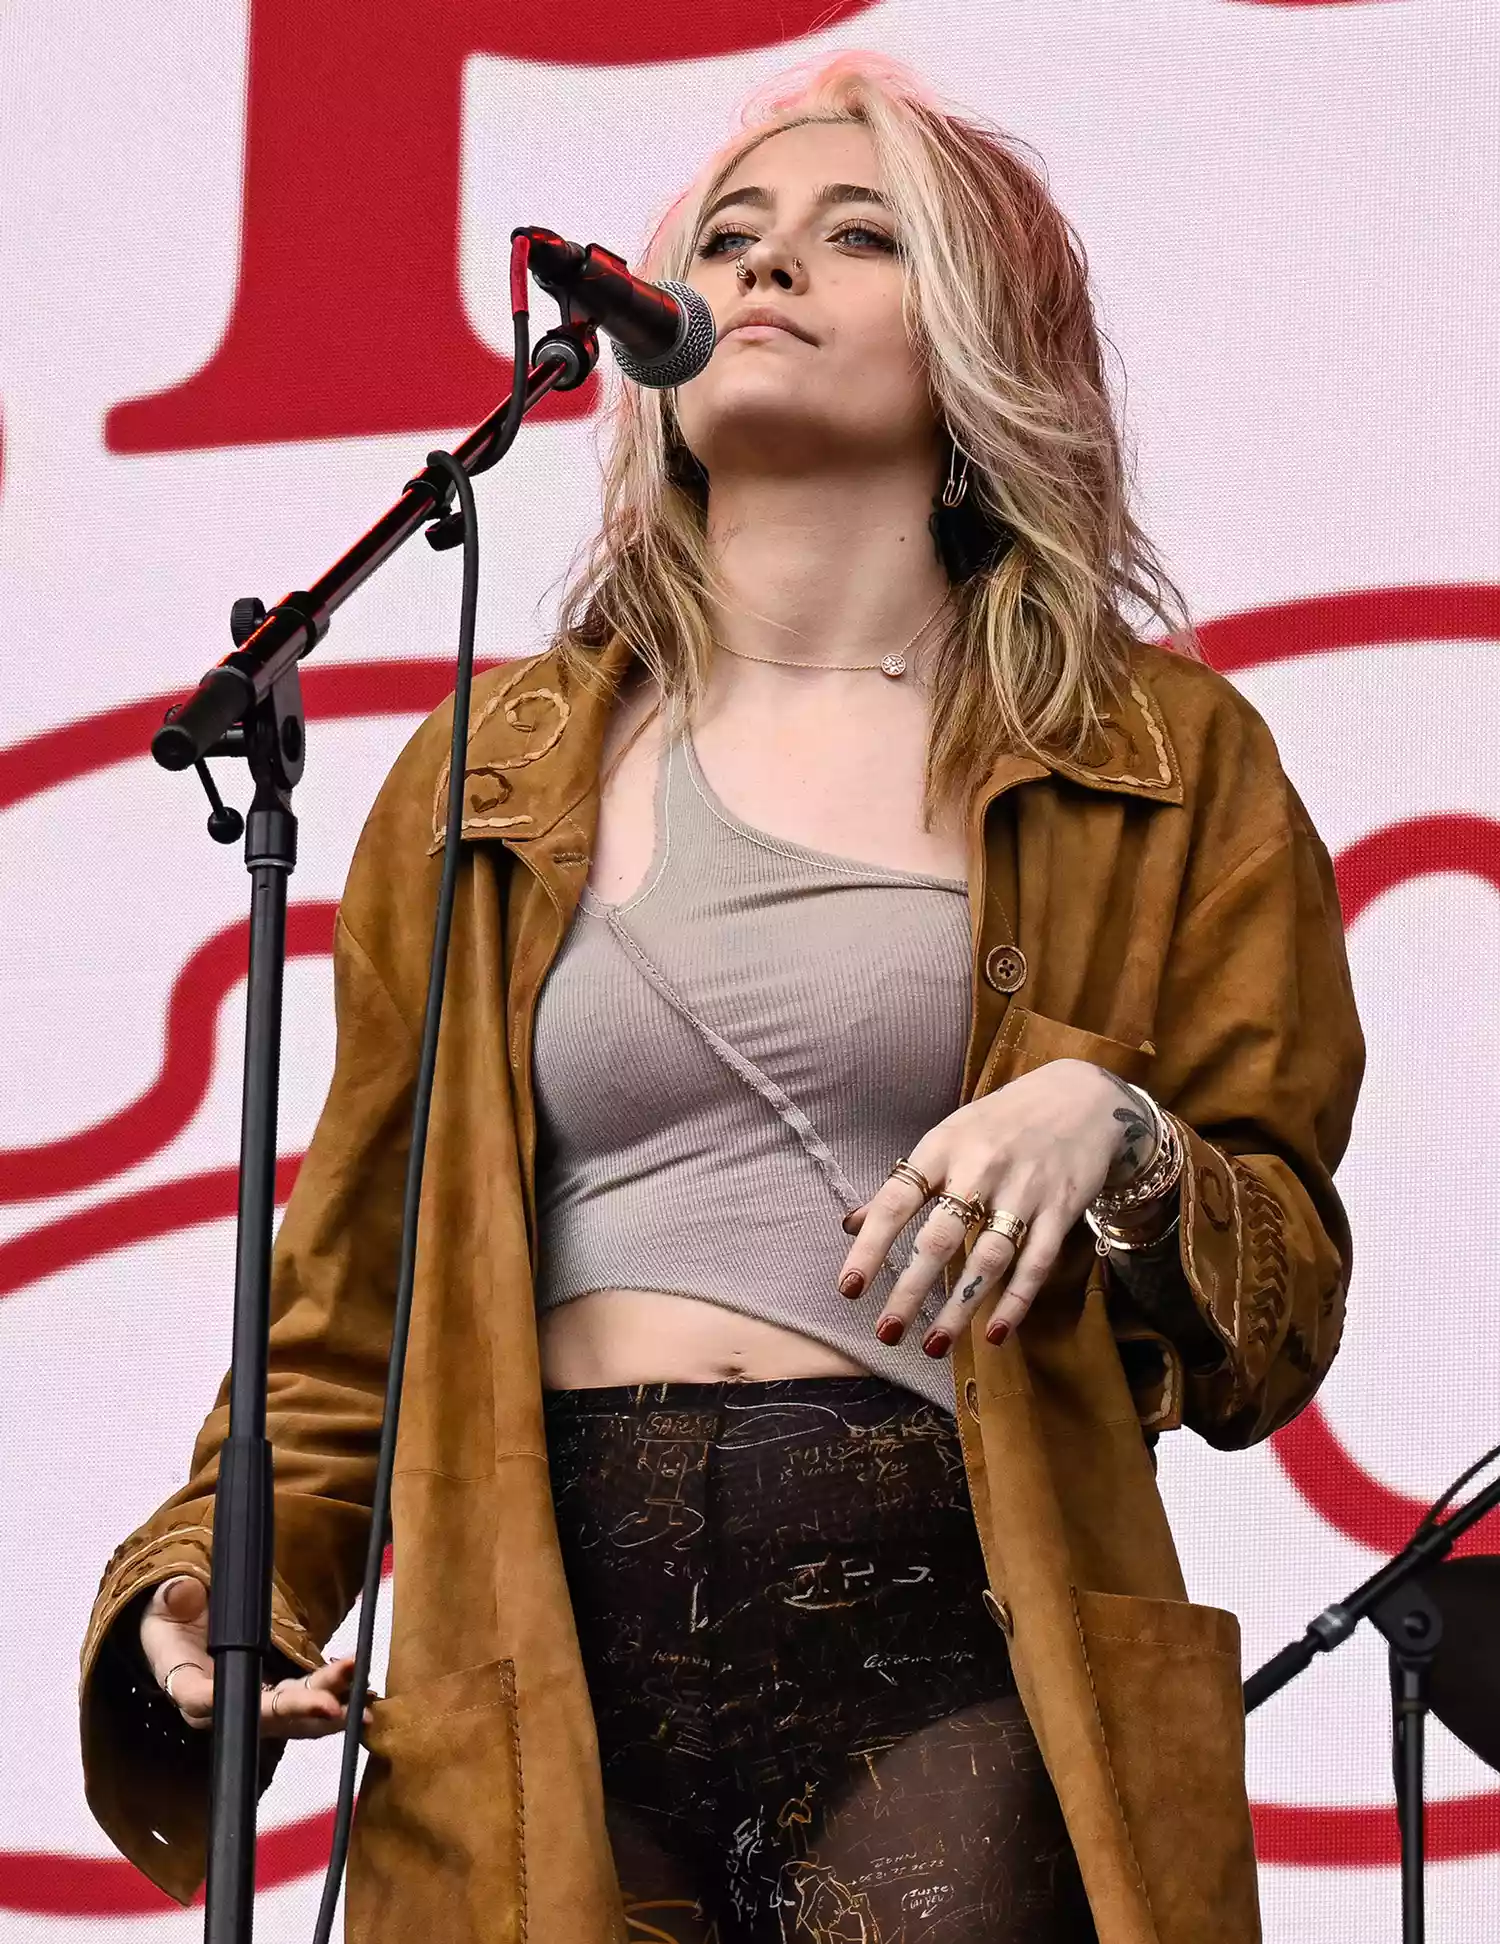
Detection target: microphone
<box><xmin>516</xmin><ymin>227</ymin><xmax>716</xmax><ymax>389</ymax></box>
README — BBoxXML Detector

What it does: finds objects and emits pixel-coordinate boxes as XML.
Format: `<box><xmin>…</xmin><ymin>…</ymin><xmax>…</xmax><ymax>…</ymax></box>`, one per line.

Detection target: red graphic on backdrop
<box><xmin>1274</xmin><ymin>812</ymin><xmax>1500</xmax><ymax>1567</ymax></box>
<box><xmin>1210</xmin><ymin>591</ymin><xmax>1500</xmax><ymax>1870</ymax></box>
<box><xmin>101</xmin><ymin>0</ymin><xmax>875</xmax><ymax>453</ymax></box>
<box><xmin>0</xmin><ymin>0</ymin><xmax>1399</xmax><ymax>495</ymax></box>
<box><xmin>1</xmin><ymin>907</ymin><xmax>335</xmax><ymax>1205</ymax></box>
<box><xmin>2</xmin><ymin>587</ymin><xmax>1498</xmax><ymax>1909</ymax></box>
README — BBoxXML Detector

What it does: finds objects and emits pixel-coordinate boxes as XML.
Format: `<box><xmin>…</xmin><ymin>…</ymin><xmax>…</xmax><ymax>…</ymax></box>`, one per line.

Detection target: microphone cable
<box><xmin>309</xmin><ymin>239</ymin><xmax>534</xmax><ymax>1944</ymax></box>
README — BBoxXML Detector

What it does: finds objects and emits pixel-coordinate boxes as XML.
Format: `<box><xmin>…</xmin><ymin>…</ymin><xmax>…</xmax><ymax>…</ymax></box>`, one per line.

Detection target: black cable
<box><xmin>1245</xmin><ymin>1433</ymin><xmax>1500</xmax><ymax>1714</ymax></box>
<box><xmin>309</xmin><ymin>294</ymin><xmax>531</xmax><ymax>1944</ymax></box>
<box><xmin>1409</xmin><ymin>1437</ymin><xmax>1500</xmax><ymax>1544</ymax></box>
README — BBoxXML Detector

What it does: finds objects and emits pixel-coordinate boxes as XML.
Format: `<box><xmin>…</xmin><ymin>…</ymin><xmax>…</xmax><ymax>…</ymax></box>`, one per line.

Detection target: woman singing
<box><xmin>81</xmin><ymin>51</ymin><xmax>1364</xmax><ymax>1944</ymax></box>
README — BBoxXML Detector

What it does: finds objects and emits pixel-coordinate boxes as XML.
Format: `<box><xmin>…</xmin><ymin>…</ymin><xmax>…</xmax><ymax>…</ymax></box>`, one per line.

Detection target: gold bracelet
<box><xmin>1089</xmin><ymin>1089</ymin><xmax>1182</xmax><ymax>1217</ymax></box>
<box><xmin>1085</xmin><ymin>1204</ymin><xmax>1181</xmax><ymax>1257</ymax></box>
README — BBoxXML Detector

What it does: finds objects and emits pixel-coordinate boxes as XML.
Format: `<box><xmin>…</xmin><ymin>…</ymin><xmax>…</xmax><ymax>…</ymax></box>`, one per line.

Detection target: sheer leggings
<box><xmin>542</xmin><ymin>1375</ymin><xmax>1097</xmax><ymax>1944</ymax></box>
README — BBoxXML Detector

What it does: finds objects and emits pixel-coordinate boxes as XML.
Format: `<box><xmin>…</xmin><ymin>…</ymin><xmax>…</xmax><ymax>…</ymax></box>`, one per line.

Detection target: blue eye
<box><xmin>830</xmin><ymin>224</ymin><xmax>897</xmax><ymax>252</ymax></box>
<box><xmin>694</xmin><ymin>222</ymin><xmax>898</xmax><ymax>259</ymax></box>
<box><xmin>696</xmin><ymin>228</ymin><xmax>754</xmax><ymax>257</ymax></box>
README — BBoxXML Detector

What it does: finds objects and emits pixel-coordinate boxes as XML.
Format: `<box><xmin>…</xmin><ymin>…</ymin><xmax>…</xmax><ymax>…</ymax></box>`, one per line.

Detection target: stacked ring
<box><xmin>887</xmin><ymin>1158</ymin><xmax>934</xmax><ymax>1200</ymax></box>
<box><xmin>934</xmin><ymin>1190</ymin><xmax>989</xmax><ymax>1228</ymax></box>
<box><xmin>982</xmin><ymin>1208</ymin><xmax>1029</xmax><ymax>1250</ymax></box>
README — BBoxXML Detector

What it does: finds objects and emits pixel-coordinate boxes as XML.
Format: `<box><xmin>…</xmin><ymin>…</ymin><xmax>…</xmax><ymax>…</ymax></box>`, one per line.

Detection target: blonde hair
<box><xmin>552</xmin><ymin>50</ymin><xmax>1202</xmax><ymax>819</ymax></box>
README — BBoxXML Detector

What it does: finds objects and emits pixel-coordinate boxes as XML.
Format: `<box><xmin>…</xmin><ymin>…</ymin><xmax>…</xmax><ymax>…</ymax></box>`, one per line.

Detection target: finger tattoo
<box><xmin>957</xmin><ymin>1271</ymin><xmax>985</xmax><ymax>1306</ymax></box>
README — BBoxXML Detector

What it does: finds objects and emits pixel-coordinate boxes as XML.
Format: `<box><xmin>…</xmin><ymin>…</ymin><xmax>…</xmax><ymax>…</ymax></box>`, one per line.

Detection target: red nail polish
<box><xmin>922</xmin><ymin>1328</ymin><xmax>951</xmax><ymax>1358</ymax></box>
<box><xmin>838</xmin><ymin>1270</ymin><xmax>865</xmax><ymax>1298</ymax></box>
<box><xmin>876</xmin><ymin>1315</ymin><xmax>904</xmax><ymax>1344</ymax></box>
<box><xmin>986</xmin><ymin>1319</ymin><xmax>1011</xmax><ymax>1347</ymax></box>
<box><xmin>840</xmin><ymin>1212</ymin><xmax>861</xmax><ymax>1235</ymax></box>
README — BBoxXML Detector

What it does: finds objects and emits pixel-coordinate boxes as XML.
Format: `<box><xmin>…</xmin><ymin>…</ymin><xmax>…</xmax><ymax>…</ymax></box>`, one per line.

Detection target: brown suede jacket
<box><xmin>79</xmin><ymin>631</ymin><xmax>1364</xmax><ymax>1944</ymax></box>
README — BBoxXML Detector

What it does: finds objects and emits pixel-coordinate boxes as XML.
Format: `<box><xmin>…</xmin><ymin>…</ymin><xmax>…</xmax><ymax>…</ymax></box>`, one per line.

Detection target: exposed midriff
<box><xmin>538</xmin><ymin>1287</ymin><xmax>871</xmax><ymax>1389</ymax></box>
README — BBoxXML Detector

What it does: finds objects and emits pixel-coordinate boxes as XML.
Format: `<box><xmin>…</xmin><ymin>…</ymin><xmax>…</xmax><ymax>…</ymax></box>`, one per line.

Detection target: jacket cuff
<box><xmin>1172</xmin><ymin>1115</ymin><xmax>1289</xmax><ymax>1397</ymax></box>
<box><xmin>83</xmin><ymin>1523</ymin><xmax>325</xmax><ymax>1686</ymax></box>
<box><xmin>1110</xmin><ymin>1323</ymin><xmax>1186</xmax><ymax>1434</ymax></box>
<box><xmin>80</xmin><ymin>1524</ymin><xmax>326</xmax><ymax>1905</ymax></box>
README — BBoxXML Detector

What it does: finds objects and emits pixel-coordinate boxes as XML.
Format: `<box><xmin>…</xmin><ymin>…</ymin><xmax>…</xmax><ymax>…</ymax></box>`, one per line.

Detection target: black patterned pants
<box><xmin>542</xmin><ymin>1375</ymin><xmax>1097</xmax><ymax>1944</ymax></box>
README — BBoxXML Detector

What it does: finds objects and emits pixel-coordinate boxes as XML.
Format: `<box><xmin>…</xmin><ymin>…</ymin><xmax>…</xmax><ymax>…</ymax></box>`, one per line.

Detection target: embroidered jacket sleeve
<box><xmin>1106</xmin><ymin>705</ymin><xmax>1366</xmax><ymax>1450</ymax></box>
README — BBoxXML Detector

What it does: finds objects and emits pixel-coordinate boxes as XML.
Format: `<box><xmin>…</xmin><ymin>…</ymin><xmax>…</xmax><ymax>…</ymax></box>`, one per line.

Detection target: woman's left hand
<box><xmin>835</xmin><ymin>1059</ymin><xmax>1157</xmax><ymax>1359</ymax></box>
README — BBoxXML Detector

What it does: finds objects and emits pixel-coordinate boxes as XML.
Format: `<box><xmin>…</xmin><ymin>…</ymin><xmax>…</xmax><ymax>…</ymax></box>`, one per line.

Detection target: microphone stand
<box><xmin>154</xmin><ymin>265</ymin><xmax>601</xmax><ymax>1944</ymax></box>
<box><xmin>1245</xmin><ymin>1452</ymin><xmax>1500</xmax><ymax>1944</ymax></box>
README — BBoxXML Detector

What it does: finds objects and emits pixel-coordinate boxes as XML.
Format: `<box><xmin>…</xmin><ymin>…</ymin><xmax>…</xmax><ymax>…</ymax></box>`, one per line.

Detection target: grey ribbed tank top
<box><xmin>531</xmin><ymin>719</ymin><xmax>972</xmax><ymax>1414</ymax></box>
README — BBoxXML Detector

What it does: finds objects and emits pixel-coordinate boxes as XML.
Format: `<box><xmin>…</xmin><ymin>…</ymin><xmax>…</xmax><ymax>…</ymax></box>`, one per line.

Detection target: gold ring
<box><xmin>887</xmin><ymin>1158</ymin><xmax>934</xmax><ymax>1201</ymax></box>
<box><xmin>982</xmin><ymin>1208</ymin><xmax>1029</xmax><ymax>1250</ymax></box>
<box><xmin>270</xmin><ymin>1683</ymin><xmax>284</xmax><ymax>1718</ymax></box>
<box><xmin>934</xmin><ymin>1190</ymin><xmax>989</xmax><ymax>1228</ymax></box>
<box><xmin>162</xmin><ymin>1661</ymin><xmax>200</xmax><ymax>1705</ymax></box>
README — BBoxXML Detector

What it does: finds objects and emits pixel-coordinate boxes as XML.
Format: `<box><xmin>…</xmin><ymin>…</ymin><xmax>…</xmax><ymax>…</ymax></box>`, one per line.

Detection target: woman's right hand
<box><xmin>139</xmin><ymin>1576</ymin><xmax>373</xmax><ymax>1738</ymax></box>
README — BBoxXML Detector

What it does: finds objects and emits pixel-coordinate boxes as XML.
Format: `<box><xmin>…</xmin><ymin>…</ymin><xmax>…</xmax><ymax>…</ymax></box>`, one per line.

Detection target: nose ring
<box><xmin>733</xmin><ymin>256</ymin><xmax>802</xmax><ymax>286</ymax></box>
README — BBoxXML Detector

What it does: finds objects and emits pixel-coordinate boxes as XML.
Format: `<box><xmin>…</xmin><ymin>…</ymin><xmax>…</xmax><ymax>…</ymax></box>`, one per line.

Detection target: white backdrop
<box><xmin>2</xmin><ymin>3</ymin><xmax>1498</xmax><ymax>1939</ymax></box>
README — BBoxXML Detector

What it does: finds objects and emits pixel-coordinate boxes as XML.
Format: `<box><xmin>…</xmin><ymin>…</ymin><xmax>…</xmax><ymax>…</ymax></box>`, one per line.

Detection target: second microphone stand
<box><xmin>1245</xmin><ymin>1446</ymin><xmax>1500</xmax><ymax>1944</ymax></box>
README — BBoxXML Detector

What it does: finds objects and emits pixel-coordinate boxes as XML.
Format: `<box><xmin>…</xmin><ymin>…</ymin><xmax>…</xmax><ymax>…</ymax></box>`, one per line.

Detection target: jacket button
<box><xmin>982</xmin><ymin>1588</ymin><xmax>1015</xmax><ymax>1637</ymax></box>
<box><xmin>983</xmin><ymin>944</ymin><xmax>1027</xmax><ymax>994</ymax></box>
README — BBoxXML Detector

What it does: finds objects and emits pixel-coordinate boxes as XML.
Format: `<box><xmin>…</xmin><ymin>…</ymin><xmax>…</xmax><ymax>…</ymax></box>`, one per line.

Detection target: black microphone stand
<box><xmin>153</xmin><ymin>256</ymin><xmax>603</xmax><ymax>1944</ymax></box>
<box><xmin>1245</xmin><ymin>1447</ymin><xmax>1500</xmax><ymax>1944</ymax></box>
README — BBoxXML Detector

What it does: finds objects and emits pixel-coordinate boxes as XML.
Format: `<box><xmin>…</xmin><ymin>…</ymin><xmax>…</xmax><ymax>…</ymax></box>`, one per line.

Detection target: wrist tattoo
<box><xmin>1097</xmin><ymin>1069</ymin><xmax>1155</xmax><ymax>1184</ymax></box>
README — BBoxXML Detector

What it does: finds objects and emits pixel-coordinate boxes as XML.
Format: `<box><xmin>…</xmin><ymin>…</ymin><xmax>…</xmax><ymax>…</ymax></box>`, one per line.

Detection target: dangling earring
<box><xmin>930</xmin><ymin>428</ymin><xmax>1011</xmax><ymax>583</ymax></box>
<box><xmin>941</xmin><ymin>436</ymin><xmax>971</xmax><ymax>508</ymax></box>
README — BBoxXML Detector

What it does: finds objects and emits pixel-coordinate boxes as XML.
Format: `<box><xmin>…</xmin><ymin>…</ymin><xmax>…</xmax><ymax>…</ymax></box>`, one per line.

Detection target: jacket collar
<box><xmin>992</xmin><ymin>661</ymin><xmax>1185</xmax><ymax>806</ymax></box>
<box><xmin>429</xmin><ymin>633</ymin><xmax>632</xmax><ymax>853</ymax></box>
<box><xmin>431</xmin><ymin>632</ymin><xmax>1183</xmax><ymax>852</ymax></box>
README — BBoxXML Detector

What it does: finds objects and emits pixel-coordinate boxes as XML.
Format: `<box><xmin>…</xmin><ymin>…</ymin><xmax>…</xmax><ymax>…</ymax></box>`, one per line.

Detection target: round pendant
<box><xmin>879</xmin><ymin>653</ymin><xmax>907</xmax><ymax>679</ymax></box>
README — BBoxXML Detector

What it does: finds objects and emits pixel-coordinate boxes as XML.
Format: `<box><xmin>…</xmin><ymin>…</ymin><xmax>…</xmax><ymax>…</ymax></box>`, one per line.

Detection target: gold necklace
<box><xmin>715</xmin><ymin>592</ymin><xmax>950</xmax><ymax>680</ymax></box>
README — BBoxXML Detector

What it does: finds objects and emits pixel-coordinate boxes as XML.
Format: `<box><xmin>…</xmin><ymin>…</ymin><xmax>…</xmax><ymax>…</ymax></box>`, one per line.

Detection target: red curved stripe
<box><xmin>1198</xmin><ymin>582</ymin><xmax>1500</xmax><ymax>674</ymax></box>
<box><xmin>0</xmin><ymin>1160</ymin><xmax>393</xmax><ymax>1917</ymax></box>
<box><xmin>1274</xmin><ymin>1403</ymin><xmax>1500</xmax><ymax>1561</ymax></box>
<box><xmin>1259</xmin><ymin>801</ymin><xmax>1500</xmax><ymax>1853</ymax></box>
<box><xmin>0</xmin><ymin>904</ymin><xmax>336</xmax><ymax>1205</ymax></box>
<box><xmin>0</xmin><ymin>1159</ymin><xmax>299</xmax><ymax>1300</ymax></box>
<box><xmin>1272</xmin><ymin>815</ymin><xmax>1500</xmax><ymax>1551</ymax></box>
<box><xmin>0</xmin><ymin>1811</ymin><xmax>335</xmax><ymax>1916</ymax></box>
<box><xmin>0</xmin><ymin>655</ymin><xmax>500</xmax><ymax>1209</ymax></box>
<box><xmin>3</xmin><ymin>592</ymin><xmax>1496</xmax><ymax>809</ymax></box>
<box><xmin>1252</xmin><ymin>1792</ymin><xmax>1500</xmax><ymax>1869</ymax></box>
<box><xmin>1231</xmin><ymin>1</ymin><xmax>1403</xmax><ymax>7</ymax></box>
<box><xmin>1334</xmin><ymin>811</ymin><xmax>1500</xmax><ymax>922</ymax></box>
<box><xmin>0</xmin><ymin>656</ymin><xmax>501</xmax><ymax>814</ymax></box>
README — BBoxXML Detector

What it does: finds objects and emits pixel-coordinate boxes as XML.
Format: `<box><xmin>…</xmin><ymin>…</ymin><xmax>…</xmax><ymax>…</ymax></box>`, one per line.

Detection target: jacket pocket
<box><xmin>347</xmin><ymin>1658</ymin><xmax>523</xmax><ymax>1944</ymax></box>
<box><xmin>973</xmin><ymin>1007</ymin><xmax>1155</xmax><ymax>1100</ymax></box>
<box><xmin>1071</xmin><ymin>1590</ymin><xmax>1261</xmax><ymax>1944</ymax></box>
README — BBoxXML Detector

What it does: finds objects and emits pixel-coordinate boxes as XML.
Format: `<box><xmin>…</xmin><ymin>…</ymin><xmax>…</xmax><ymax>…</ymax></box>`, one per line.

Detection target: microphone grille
<box><xmin>611</xmin><ymin>281</ymin><xmax>717</xmax><ymax>390</ymax></box>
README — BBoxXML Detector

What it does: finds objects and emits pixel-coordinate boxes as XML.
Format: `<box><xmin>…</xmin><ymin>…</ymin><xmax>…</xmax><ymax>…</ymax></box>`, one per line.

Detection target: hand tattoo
<box><xmin>1096</xmin><ymin>1069</ymin><xmax>1155</xmax><ymax>1186</ymax></box>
